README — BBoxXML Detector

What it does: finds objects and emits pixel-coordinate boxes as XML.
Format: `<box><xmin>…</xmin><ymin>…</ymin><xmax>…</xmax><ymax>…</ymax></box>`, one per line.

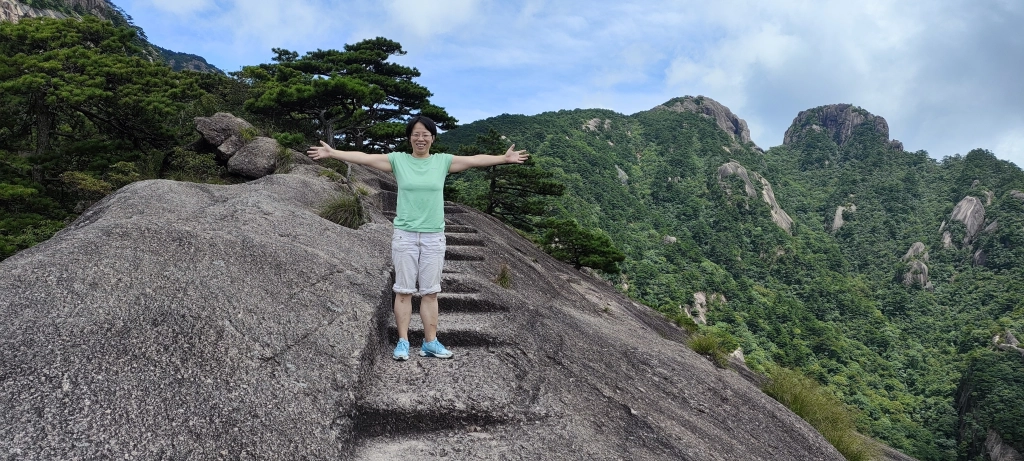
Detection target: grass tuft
<box><xmin>239</xmin><ymin>126</ymin><xmax>258</xmax><ymax>142</ymax></box>
<box><xmin>763</xmin><ymin>366</ymin><xmax>880</xmax><ymax>461</ymax></box>
<box><xmin>687</xmin><ymin>331</ymin><xmax>732</xmax><ymax>368</ymax></box>
<box><xmin>494</xmin><ymin>263</ymin><xmax>512</xmax><ymax>288</ymax></box>
<box><xmin>320</xmin><ymin>193</ymin><xmax>363</xmax><ymax>229</ymax></box>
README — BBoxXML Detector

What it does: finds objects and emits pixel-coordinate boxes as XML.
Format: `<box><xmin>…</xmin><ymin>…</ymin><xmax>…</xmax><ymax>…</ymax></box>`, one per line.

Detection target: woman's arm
<box><xmin>449</xmin><ymin>144</ymin><xmax>530</xmax><ymax>173</ymax></box>
<box><xmin>306</xmin><ymin>141</ymin><xmax>392</xmax><ymax>172</ymax></box>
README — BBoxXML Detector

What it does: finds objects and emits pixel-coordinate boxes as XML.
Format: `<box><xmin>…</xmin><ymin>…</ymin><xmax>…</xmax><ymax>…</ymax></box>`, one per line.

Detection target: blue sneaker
<box><xmin>393</xmin><ymin>338</ymin><xmax>410</xmax><ymax>361</ymax></box>
<box><xmin>419</xmin><ymin>338</ymin><xmax>453</xmax><ymax>359</ymax></box>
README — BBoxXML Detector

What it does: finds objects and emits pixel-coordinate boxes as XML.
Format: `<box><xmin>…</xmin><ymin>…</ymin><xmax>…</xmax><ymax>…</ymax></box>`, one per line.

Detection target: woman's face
<box><xmin>410</xmin><ymin>122</ymin><xmax>434</xmax><ymax>156</ymax></box>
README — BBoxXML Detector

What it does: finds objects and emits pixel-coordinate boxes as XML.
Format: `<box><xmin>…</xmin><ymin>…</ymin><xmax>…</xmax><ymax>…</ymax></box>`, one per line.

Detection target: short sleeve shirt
<box><xmin>387</xmin><ymin>152</ymin><xmax>453</xmax><ymax>233</ymax></box>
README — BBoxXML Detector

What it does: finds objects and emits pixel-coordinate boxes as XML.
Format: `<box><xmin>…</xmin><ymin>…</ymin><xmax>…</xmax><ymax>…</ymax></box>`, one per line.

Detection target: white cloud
<box><xmin>117</xmin><ymin>0</ymin><xmax>1024</xmax><ymax>165</ymax></box>
<box><xmin>385</xmin><ymin>0</ymin><xmax>480</xmax><ymax>37</ymax></box>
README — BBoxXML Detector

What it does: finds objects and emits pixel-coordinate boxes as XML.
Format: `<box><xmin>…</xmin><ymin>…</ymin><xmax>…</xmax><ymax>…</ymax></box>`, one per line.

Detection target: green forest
<box><xmin>2</xmin><ymin>8</ymin><xmax>1023</xmax><ymax>461</ymax></box>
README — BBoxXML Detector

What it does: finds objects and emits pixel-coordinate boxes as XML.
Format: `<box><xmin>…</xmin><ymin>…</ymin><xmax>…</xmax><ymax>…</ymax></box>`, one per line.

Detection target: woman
<box><xmin>306</xmin><ymin>116</ymin><xmax>529</xmax><ymax>360</ymax></box>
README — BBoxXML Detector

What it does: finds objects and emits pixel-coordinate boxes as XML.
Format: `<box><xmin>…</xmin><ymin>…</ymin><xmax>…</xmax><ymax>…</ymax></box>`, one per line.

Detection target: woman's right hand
<box><xmin>306</xmin><ymin>141</ymin><xmax>333</xmax><ymax>160</ymax></box>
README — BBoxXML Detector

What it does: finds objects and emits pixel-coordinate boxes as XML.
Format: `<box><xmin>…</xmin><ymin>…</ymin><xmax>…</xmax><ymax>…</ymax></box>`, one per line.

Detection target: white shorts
<box><xmin>391</xmin><ymin>228</ymin><xmax>446</xmax><ymax>296</ymax></box>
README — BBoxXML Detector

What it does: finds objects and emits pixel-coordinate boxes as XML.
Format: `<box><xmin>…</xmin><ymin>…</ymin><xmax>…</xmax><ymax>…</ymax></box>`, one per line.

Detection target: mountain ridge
<box><xmin>439</xmin><ymin>97</ymin><xmax>1024</xmax><ymax>460</ymax></box>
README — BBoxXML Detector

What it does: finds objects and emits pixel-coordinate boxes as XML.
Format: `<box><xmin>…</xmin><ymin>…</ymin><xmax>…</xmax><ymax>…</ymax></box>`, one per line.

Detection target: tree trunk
<box><xmin>485</xmin><ymin>166</ymin><xmax>497</xmax><ymax>214</ymax></box>
<box><xmin>33</xmin><ymin>96</ymin><xmax>53</xmax><ymax>156</ymax></box>
<box><xmin>320</xmin><ymin>110</ymin><xmax>335</xmax><ymax>148</ymax></box>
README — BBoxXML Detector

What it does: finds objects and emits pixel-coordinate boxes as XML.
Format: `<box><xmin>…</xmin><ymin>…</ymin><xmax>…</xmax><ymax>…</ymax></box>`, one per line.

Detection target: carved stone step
<box><xmin>446</xmin><ymin>234</ymin><xmax>485</xmax><ymax>247</ymax></box>
<box><xmin>385</xmin><ymin>313</ymin><xmax>508</xmax><ymax>347</ymax></box>
<box><xmin>444</xmin><ymin>224</ymin><xmax>477</xmax><ymax>234</ymax></box>
<box><xmin>352</xmin><ymin>346</ymin><xmax>525</xmax><ymax>439</ymax></box>
<box><xmin>410</xmin><ymin>293</ymin><xmax>509</xmax><ymax>313</ymax></box>
<box><xmin>445</xmin><ymin>246</ymin><xmax>485</xmax><ymax>261</ymax></box>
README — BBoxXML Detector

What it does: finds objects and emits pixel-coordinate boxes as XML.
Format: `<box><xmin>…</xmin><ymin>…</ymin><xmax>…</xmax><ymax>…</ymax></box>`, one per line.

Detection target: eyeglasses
<box><xmin>410</xmin><ymin>133</ymin><xmax>433</xmax><ymax>140</ymax></box>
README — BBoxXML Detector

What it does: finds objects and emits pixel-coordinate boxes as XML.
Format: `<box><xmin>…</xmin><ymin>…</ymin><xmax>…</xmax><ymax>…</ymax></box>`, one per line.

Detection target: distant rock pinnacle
<box><xmin>654</xmin><ymin>96</ymin><xmax>755</xmax><ymax>147</ymax></box>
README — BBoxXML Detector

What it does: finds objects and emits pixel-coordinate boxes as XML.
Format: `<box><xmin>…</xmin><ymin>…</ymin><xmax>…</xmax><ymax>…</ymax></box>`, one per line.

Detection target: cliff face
<box><xmin>0</xmin><ymin>165</ymin><xmax>846</xmax><ymax>459</ymax></box>
<box><xmin>0</xmin><ymin>0</ymin><xmax>111</xmax><ymax>22</ymax></box>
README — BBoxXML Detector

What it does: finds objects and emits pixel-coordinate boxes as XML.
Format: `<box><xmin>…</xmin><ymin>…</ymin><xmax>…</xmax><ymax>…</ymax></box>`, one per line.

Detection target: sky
<box><xmin>114</xmin><ymin>0</ymin><xmax>1024</xmax><ymax>167</ymax></box>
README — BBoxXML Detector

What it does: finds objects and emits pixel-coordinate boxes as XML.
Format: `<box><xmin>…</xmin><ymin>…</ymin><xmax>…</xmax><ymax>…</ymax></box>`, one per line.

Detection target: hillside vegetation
<box><xmin>440</xmin><ymin>102</ymin><xmax>1024</xmax><ymax>460</ymax></box>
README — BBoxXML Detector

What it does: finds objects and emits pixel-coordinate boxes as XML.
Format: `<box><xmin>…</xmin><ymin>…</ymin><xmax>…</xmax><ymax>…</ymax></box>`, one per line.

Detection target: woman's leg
<box><xmin>394</xmin><ymin>293</ymin><xmax>413</xmax><ymax>340</ymax></box>
<box><xmin>391</xmin><ymin>229</ymin><xmax>418</xmax><ymax>345</ymax></box>
<box><xmin>419</xmin><ymin>293</ymin><xmax>439</xmax><ymax>342</ymax></box>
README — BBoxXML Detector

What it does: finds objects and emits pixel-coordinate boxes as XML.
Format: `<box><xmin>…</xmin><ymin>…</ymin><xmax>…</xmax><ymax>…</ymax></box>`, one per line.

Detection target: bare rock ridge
<box><xmin>0</xmin><ymin>0</ymin><xmax>109</xmax><ymax>23</ymax></box>
<box><xmin>783</xmin><ymin>103</ymin><xmax>902</xmax><ymax>150</ymax></box>
<box><xmin>655</xmin><ymin>96</ymin><xmax>755</xmax><ymax>147</ymax></box>
<box><xmin>717</xmin><ymin>161</ymin><xmax>794</xmax><ymax>234</ymax></box>
<box><xmin>1</xmin><ymin>137</ymin><xmax>847</xmax><ymax>458</ymax></box>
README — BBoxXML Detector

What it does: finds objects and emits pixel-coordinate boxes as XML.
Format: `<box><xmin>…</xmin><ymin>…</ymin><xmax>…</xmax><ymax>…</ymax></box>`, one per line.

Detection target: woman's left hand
<box><xmin>504</xmin><ymin>144</ymin><xmax>530</xmax><ymax>164</ymax></box>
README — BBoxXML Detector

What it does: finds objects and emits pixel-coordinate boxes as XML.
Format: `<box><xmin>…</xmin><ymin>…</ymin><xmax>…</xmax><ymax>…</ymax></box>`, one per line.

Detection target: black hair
<box><xmin>405</xmin><ymin>115</ymin><xmax>437</xmax><ymax>138</ymax></box>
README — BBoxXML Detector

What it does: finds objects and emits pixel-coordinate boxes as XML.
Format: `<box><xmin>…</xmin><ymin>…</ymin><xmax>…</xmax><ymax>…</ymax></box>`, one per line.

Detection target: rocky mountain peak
<box><xmin>654</xmin><ymin>95</ymin><xmax>755</xmax><ymax>147</ymax></box>
<box><xmin>0</xmin><ymin>0</ymin><xmax>111</xmax><ymax>23</ymax></box>
<box><xmin>783</xmin><ymin>103</ymin><xmax>893</xmax><ymax>148</ymax></box>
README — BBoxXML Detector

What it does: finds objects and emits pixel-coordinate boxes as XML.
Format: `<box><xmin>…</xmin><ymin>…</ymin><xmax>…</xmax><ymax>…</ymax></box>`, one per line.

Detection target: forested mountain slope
<box><xmin>441</xmin><ymin>97</ymin><xmax>1024</xmax><ymax>460</ymax></box>
<box><xmin>0</xmin><ymin>0</ymin><xmax>222</xmax><ymax>73</ymax></box>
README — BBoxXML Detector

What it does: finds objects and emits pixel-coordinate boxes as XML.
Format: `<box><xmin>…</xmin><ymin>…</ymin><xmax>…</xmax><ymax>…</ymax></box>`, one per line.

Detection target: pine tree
<box><xmin>542</xmin><ymin>218</ymin><xmax>625</xmax><ymax>273</ymax></box>
<box><xmin>236</xmin><ymin>38</ymin><xmax>456</xmax><ymax>152</ymax></box>
<box><xmin>456</xmin><ymin>129</ymin><xmax>565</xmax><ymax>231</ymax></box>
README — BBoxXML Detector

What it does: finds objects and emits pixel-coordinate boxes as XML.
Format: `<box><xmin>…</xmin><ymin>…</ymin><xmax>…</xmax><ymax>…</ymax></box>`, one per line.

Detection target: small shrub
<box><xmin>672</xmin><ymin>313</ymin><xmax>699</xmax><ymax>333</ymax></box>
<box><xmin>272</xmin><ymin>132</ymin><xmax>306</xmax><ymax>150</ymax></box>
<box><xmin>763</xmin><ymin>366</ymin><xmax>880</xmax><ymax>461</ymax></box>
<box><xmin>687</xmin><ymin>327</ymin><xmax>738</xmax><ymax>368</ymax></box>
<box><xmin>106</xmin><ymin>161</ymin><xmax>142</xmax><ymax>189</ymax></box>
<box><xmin>320</xmin><ymin>193</ymin><xmax>363</xmax><ymax>229</ymax></box>
<box><xmin>168</xmin><ymin>147</ymin><xmax>222</xmax><ymax>183</ymax></box>
<box><xmin>494</xmin><ymin>263</ymin><xmax>512</xmax><ymax>288</ymax></box>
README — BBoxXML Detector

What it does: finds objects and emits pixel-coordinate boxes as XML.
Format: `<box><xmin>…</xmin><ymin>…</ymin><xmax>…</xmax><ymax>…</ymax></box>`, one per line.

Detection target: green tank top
<box><xmin>387</xmin><ymin>152</ymin><xmax>453</xmax><ymax>232</ymax></box>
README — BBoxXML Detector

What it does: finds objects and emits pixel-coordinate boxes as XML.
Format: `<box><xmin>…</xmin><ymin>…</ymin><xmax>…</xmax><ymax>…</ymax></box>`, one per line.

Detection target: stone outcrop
<box><xmin>949</xmin><ymin>196</ymin><xmax>986</xmax><ymax>246</ymax></box>
<box><xmin>0</xmin><ymin>0</ymin><xmax>109</xmax><ymax>23</ymax></box>
<box><xmin>582</xmin><ymin>118</ymin><xmax>611</xmax><ymax>132</ymax></box>
<box><xmin>783</xmin><ymin>104</ymin><xmax>890</xmax><ymax>148</ymax></box>
<box><xmin>0</xmin><ymin>163</ymin><xmax>849</xmax><ymax>459</ymax></box>
<box><xmin>685</xmin><ymin>292</ymin><xmax>726</xmax><ymax>326</ymax></box>
<box><xmin>717</xmin><ymin>161</ymin><xmax>794</xmax><ymax>234</ymax></box>
<box><xmin>901</xmin><ymin>242</ymin><xmax>933</xmax><ymax>290</ymax></box>
<box><xmin>985</xmin><ymin>429</ymin><xmax>1024</xmax><ymax>461</ymax></box>
<box><xmin>832</xmin><ymin>204</ymin><xmax>856</xmax><ymax>232</ymax></box>
<box><xmin>654</xmin><ymin>96</ymin><xmax>755</xmax><ymax>147</ymax></box>
<box><xmin>614</xmin><ymin>165</ymin><xmax>628</xmax><ymax>185</ymax></box>
<box><xmin>1011</xmin><ymin>190</ymin><xmax>1024</xmax><ymax>202</ymax></box>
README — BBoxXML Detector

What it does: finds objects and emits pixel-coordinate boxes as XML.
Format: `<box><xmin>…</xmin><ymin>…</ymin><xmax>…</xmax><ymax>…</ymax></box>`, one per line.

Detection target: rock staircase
<box><xmin>349</xmin><ymin>201</ymin><xmax>537</xmax><ymax>459</ymax></box>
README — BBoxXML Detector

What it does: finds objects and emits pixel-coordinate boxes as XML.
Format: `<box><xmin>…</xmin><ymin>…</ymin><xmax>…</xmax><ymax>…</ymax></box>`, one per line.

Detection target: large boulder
<box><xmin>226</xmin><ymin>137</ymin><xmax>314</xmax><ymax>179</ymax></box>
<box><xmin>0</xmin><ymin>166</ymin><xmax>851</xmax><ymax>459</ymax></box>
<box><xmin>194</xmin><ymin>112</ymin><xmax>254</xmax><ymax>159</ymax></box>
<box><xmin>949</xmin><ymin>195</ymin><xmax>986</xmax><ymax>246</ymax></box>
